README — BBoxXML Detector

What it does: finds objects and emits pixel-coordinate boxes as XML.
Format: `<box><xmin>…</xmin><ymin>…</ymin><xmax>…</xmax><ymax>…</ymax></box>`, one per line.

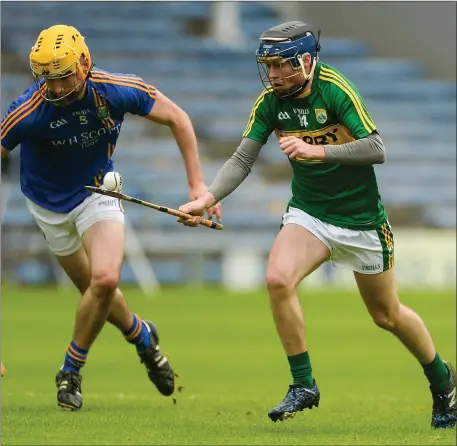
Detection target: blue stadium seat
<box><xmin>197</xmin><ymin>120</ymin><xmax>246</xmax><ymax>141</ymax></box>
<box><xmin>120</xmin><ymin>262</ymin><xmax>137</xmax><ymax>284</ymax></box>
<box><xmin>97</xmin><ymin>57</ymin><xmax>258</xmax><ymax>78</ymax></box>
<box><xmin>3</xmin><ymin>187</ymin><xmax>26</xmax><ymax>207</ymax></box>
<box><xmin>16</xmin><ymin>260</ymin><xmax>53</xmax><ymax>284</ymax></box>
<box><xmin>239</xmin><ymin>2</ymin><xmax>278</xmax><ymax>19</ymax></box>
<box><xmin>357</xmin><ymin>80</ymin><xmax>456</xmax><ymax>101</ymax></box>
<box><xmin>2</xmin><ymin>206</ymin><xmax>35</xmax><ymax>226</ymax></box>
<box><xmin>375</xmin><ymin>163</ymin><xmax>455</xmax><ymax>183</ymax></box>
<box><xmin>122</xmin><ymin>258</ymin><xmax>187</xmax><ymax>285</ymax></box>
<box><xmin>1</xmin><ymin>1</ymin><xmax>173</xmax><ymax>21</ymax></box>
<box><xmin>121</xmin><ymin>259</ymin><xmax>187</xmax><ymax>285</ymax></box>
<box><xmin>333</xmin><ymin>58</ymin><xmax>424</xmax><ymax>81</ymax></box>
<box><xmin>1</xmin><ymin>17</ymin><xmax>182</xmax><ymax>36</ymax></box>
<box><xmin>178</xmin><ymin>98</ymin><xmax>256</xmax><ymax>120</ymax></box>
<box><xmin>378</xmin><ymin>121</ymin><xmax>455</xmax><ymax>142</ymax></box>
<box><xmin>378</xmin><ymin>185</ymin><xmax>435</xmax><ymax>206</ymax></box>
<box><xmin>214</xmin><ymin>210</ymin><xmax>280</xmax><ymax>229</ymax></box>
<box><xmin>258</xmin><ymin>141</ymin><xmax>289</xmax><ymax>163</ymax></box>
<box><xmin>168</xmin><ymin>1</ymin><xmax>213</xmax><ymax>18</ymax></box>
<box><xmin>150</xmin><ymin>259</ymin><xmax>186</xmax><ymax>283</ymax></box>
<box><xmin>366</xmin><ymin>100</ymin><xmax>456</xmax><ymax>123</ymax></box>
<box><xmin>380</xmin><ymin>142</ymin><xmax>455</xmax><ymax>161</ymax></box>
<box><xmin>205</xmin><ymin>259</ymin><xmax>222</xmax><ymax>283</ymax></box>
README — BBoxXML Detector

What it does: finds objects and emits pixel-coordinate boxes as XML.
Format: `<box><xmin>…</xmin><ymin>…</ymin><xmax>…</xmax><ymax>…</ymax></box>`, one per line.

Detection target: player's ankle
<box><xmin>123</xmin><ymin>313</ymin><xmax>152</xmax><ymax>352</ymax></box>
<box><xmin>422</xmin><ymin>352</ymin><xmax>450</xmax><ymax>393</ymax></box>
<box><xmin>62</xmin><ymin>341</ymin><xmax>88</xmax><ymax>373</ymax></box>
<box><xmin>288</xmin><ymin>352</ymin><xmax>314</xmax><ymax>388</ymax></box>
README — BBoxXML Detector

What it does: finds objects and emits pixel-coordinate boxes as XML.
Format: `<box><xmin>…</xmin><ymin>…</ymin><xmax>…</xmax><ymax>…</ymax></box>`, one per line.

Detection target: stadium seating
<box><xmin>1</xmin><ymin>1</ymin><xmax>455</xmax><ymax>284</ymax></box>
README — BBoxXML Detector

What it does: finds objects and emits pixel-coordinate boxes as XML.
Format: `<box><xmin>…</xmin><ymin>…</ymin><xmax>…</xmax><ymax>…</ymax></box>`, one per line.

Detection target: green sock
<box><xmin>422</xmin><ymin>352</ymin><xmax>450</xmax><ymax>392</ymax></box>
<box><xmin>288</xmin><ymin>351</ymin><xmax>314</xmax><ymax>388</ymax></box>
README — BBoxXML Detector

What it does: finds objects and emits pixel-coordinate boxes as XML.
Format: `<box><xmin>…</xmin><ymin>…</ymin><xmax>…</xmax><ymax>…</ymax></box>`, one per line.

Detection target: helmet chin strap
<box><xmin>281</xmin><ymin>54</ymin><xmax>317</xmax><ymax>99</ymax></box>
<box><xmin>298</xmin><ymin>53</ymin><xmax>317</xmax><ymax>82</ymax></box>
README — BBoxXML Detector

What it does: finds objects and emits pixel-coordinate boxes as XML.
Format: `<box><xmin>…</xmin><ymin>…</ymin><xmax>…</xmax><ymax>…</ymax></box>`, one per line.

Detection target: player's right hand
<box><xmin>178</xmin><ymin>192</ymin><xmax>216</xmax><ymax>227</ymax></box>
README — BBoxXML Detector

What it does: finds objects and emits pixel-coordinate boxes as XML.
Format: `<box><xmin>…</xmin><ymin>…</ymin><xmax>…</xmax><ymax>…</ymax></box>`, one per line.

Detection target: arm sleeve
<box><xmin>207</xmin><ymin>138</ymin><xmax>263</xmax><ymax>202</ymax></box>
<box><xmin>324</xmin><ymin>133</ymin><xmax>386</xmax><ymax>165</ymax></box>
<box><xmin>319</xmin><ymin>66</ymin><xmax>377</xmax><ymax>139</ymax></box>
<box><xmin>241</xmin><ymin>88</ymin><xmax>275</xmax><ymax>145</ymax></box>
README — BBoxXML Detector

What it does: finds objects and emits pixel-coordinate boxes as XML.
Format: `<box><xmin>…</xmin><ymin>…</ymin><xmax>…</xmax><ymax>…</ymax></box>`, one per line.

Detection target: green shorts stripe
<box><xmin>376</xmin><ymin>222</ymin><xmax>394</xmax><ymax>271</ymax></box>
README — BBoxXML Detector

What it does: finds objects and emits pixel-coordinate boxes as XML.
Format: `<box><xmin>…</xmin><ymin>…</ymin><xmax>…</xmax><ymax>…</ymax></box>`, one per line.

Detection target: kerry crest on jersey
<box><xmin>315</xmin><ymin>108</ymin><xmax>327</xmax><ymax>124</ymax></box>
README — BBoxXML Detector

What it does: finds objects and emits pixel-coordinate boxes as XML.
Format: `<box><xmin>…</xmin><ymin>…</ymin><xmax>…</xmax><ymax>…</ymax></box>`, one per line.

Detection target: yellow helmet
<box><xmin>30</xmin><ymin>25</ymin><xmax>92</xmax><ymax>105</ymax></box>
<box><xmin>30</xmin><ymin>24</ymin><xmax>91</xmax><ymax>77</ymax></box>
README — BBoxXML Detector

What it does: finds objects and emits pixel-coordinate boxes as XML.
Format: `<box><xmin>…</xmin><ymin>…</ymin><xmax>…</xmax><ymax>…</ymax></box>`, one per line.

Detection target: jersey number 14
<box><xmin>298</xmin><ymin>114</ymin><xmax>308</xmax><ymax>128</ymax></box>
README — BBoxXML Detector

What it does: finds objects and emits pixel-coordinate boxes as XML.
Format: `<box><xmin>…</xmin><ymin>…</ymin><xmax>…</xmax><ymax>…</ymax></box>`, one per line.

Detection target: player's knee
<box><xmin>266</xmin><ymin>269</ymin><xmax>295</xmax><ymax>296</ymax></box>
<box><xmin>371</xmin><ymin>308</ymin><xmax>399</xmax><ymax>331</ymax></box>
<box><xmin>90</xmin><ymin>270</ymin><xmax>119</xmax><ymax>298</ymax></box>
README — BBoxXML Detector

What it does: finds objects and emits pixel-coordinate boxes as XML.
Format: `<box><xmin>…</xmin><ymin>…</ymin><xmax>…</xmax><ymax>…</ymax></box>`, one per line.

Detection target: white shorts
<box><xmin>282</xmin><ymin>207</ymin><xmax>394</xmax><ymax>274</ymax></box>
<box><xmin>26</xmin><ymin>192</ymin><xmax>125</xmax><ymax>257</ymax></box>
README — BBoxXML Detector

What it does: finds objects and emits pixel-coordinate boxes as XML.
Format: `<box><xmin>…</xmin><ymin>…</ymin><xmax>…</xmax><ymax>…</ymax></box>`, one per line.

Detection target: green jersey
<box><xmin>243</xmin><ymin>62</ymin><xmax>387</xmax><ymax>230</ymax></box>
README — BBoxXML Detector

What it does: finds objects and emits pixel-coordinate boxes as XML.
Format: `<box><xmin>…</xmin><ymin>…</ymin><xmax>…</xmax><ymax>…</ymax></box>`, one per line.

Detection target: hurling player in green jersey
<box><xmin>178</xmin><ymin>21</ymin><xmax>456</xmax><ymax>428</ymax></box>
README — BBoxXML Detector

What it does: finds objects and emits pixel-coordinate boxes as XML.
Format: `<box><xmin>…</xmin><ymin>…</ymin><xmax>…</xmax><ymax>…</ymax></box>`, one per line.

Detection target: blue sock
<box><xmin>62</xmin><ymin>341</ymin><xmax>88</xmax><ymax>373</ymax></box>
<box><xmin>123</xmin><ymin>313</ymin><xmax>151</xmax><ymax>353</ymax></box>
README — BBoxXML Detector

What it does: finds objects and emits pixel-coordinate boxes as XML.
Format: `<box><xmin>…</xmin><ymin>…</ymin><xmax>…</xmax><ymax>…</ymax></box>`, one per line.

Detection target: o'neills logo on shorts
<box><xmin>362</xmin><ymin>264</ymin><xmax>381</xmax><ymax>271</ymax></box>
<box><xmin>98</xmin><ymin>199</ymin><xmax>118</xmax><ymax>207</ymax></box>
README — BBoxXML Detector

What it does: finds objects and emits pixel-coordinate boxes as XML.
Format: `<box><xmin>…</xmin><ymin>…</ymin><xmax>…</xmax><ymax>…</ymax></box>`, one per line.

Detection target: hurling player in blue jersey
<box><xmin>1</xmin><ymin>24</ymin><xmax>221</xmax><ymax>411</ymax></box>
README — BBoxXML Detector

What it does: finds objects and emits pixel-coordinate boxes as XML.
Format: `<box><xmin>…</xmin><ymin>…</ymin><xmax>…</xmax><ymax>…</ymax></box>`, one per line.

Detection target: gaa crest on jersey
<box><xmin>315</xmin><ymin>109</ymin><xmax>327</xmax><ymax>124</ymax></box>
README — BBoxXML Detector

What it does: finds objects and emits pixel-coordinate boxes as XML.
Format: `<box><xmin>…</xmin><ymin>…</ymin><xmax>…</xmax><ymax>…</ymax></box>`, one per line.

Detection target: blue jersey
<box><xmin>1</xmin><ymin>68</ymin><xmax>156</xmax><ymax>213</ymax></box>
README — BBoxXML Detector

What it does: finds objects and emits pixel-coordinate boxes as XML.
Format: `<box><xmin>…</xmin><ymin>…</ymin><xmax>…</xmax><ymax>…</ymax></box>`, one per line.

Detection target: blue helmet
<box><xmin>256</xmin><ymin>21</ymin><xmax>321</xmax><ymax>98</ymax></box>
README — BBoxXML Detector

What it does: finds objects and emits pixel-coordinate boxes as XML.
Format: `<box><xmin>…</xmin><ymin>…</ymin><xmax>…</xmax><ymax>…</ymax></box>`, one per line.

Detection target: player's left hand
<box><xmin>188</xmin><ymin>182</ymin><xmax>222</xmax><ymax>222</ymax></box>
<box><xmin>279</xmin><ymin>136</ymin><xmax>325</xmax><ymax>161</ymax></box>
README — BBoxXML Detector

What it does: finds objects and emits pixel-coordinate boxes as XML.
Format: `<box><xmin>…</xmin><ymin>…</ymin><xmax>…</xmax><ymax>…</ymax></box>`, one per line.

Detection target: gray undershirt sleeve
<box><xmin>207</xmin><ymin>137</ymin><xmax>263</xmax><ymax>202</ymax></box>
<box><xmin>207</xmin><ymin>133</ymin><xmax>385</xmax><ymax>202</ymax></box>
<box><xmin>323</xmin><ymin>132</ymin><xmax>386</xmax><ymax>165</ymax></box>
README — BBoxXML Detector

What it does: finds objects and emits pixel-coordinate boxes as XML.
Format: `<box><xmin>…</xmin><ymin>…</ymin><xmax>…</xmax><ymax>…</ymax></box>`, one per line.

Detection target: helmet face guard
<box><xmin>256</xmin><ymin>48</ymin><xmax>306</xmax><ymax>99</ymax></box>
<box><xmin>29</xmin><ymin>25</ymin><xmax>92</xmax><ymax>107</ymax></box>
<box><xmin>255</xmin><ymin>27</ymin><xmax>321</xmax><ymax>98</ymax></box>
<box><xmin>32</xmin><ymin>62</ymin><xmax>85</xmax><ymax>107</ymax></box>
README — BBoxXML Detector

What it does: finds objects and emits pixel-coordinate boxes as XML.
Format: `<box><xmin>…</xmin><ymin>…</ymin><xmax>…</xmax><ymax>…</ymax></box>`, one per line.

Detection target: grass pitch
<box><xmin>1</xmin><ymin>285</ymin><xmax>456</xmax><ymax>445</ymax></box>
